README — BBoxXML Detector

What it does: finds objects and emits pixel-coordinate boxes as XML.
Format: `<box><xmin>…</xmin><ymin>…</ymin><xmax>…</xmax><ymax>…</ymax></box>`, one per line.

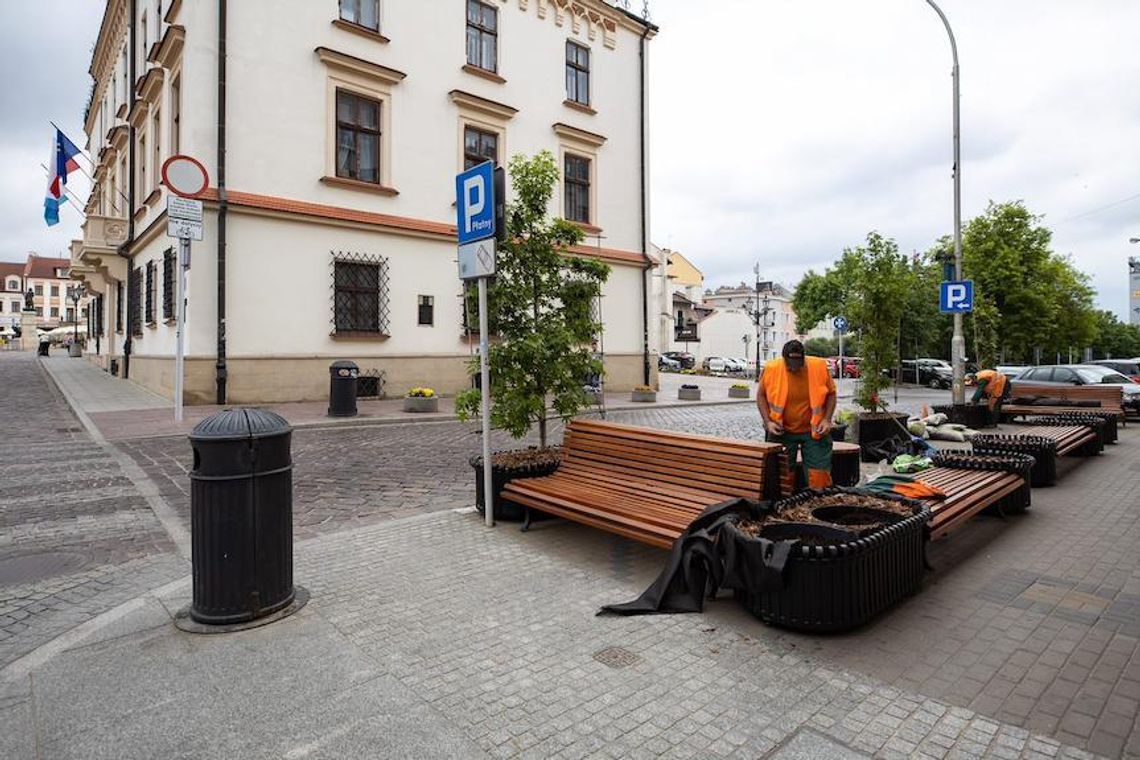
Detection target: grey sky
<box><xmin>648</xmin><ymin>0</ymin><xmax>1140</xmax><ymax>319</ymax></box>
<box><xmin>2</xmin><ymin>1</ymin><xmax>1138</xmax><ymax>319</ymax></box>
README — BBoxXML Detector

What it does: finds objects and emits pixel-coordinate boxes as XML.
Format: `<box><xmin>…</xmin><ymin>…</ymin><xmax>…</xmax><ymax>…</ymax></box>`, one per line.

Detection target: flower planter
<box><xmin>855</xmin><ymin>412</ymin><xmax>909</xmax><ymax>462</ymax></box>
<box><xmin>403</xmin><ymin>396</ymin><xmax>439</xmax><ymax>413</ymax></box>
<box><xmin>471</xmin><ymin>447</ymin><xmax>562</xmax><ymax>522</ymax></box>
<box><xmin>970</xmin><ymin>434</ymin><xmax>1057</xmax><ymax>487</ymax></box>
<box><xmin>630</xmin><ymin>390</ymin><xmax>657</xmax><ymax>403</ymax></box>
<box><xmin>726</xmin><ymin>488</ymin><xmax>930</xmax><ymax>633</ymax></box>
<box><xmin>932</xmin><ymin>403</ymin><xmax>996</xmax><ymax>429</ymax></box>
<box><xmin>728</xmin><ymin>387</ymin><xmax>751</xmax><ymax>399</ymax></box>
<box><xmin>678</xmin><ymin>388</ymin><xmax>701</xmax><ymax>401</ymax></box>
<box><xmin>831</xmin><ymin>442</ymin><xmax>861</xmax><ymax>487</ymax></box>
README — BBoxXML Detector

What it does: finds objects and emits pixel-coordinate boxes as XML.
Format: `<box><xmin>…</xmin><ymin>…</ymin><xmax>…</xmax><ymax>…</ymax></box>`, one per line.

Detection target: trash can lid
<box><xmin>330</xmin><ymin>360</ymin><xmax>358</xmax><ymax>369</ymax></box>
<box><xmin>190</xmin><ymin>408</ymin><xmax>292</xmax><ymax>442</ymax></box>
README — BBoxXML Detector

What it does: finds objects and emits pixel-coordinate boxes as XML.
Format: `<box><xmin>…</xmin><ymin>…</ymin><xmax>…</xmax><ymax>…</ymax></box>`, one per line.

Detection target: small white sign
<box><xmin>167</xmin><ymin>218</ymin><xmax>203</xmax><ymax>241</ymax></box>
<box><xmin>458</xmin><ymin>239</ymin><xmax>496</xmax><ymax>280</ymax></box>
<box><xmin>167</xmin><ymin>196</ymin><xmax>203</xmax><ymax>222</ymax></box>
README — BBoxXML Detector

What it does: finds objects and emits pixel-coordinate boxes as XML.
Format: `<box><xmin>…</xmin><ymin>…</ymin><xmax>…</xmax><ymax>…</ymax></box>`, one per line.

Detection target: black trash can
<box><xmin>37</xmin><ymin>340</ymin><xmax>50</xmax><ymax>357</ymax></box>
<box><xmin>189</xmin><ymin>408</ymin><xmax>295</xmax><ymax>625</ymax></box>
<box><xmin>328</xmin><ymin>360</ymin><xmax>358</xmax><ymax>417</ymax></box>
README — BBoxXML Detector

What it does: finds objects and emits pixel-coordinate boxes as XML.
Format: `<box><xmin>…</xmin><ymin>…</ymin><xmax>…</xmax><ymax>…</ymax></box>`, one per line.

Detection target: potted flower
<box><xmin>630</xmin><ymin>385</ymin><xmax>656</xmax><ymax>403</ymax></box>
<box><xmin>728</xmin><ymin>383</ymin><xmax>751</xmax><ymax>399</ymax></box>
<box><xmin>404</xmin><ymin>387</ymin><xmax>439</xmax><ymax>413</ymax></box>
<box><xmin>678</xmin><ymin>383</ymin><xmax>701</xmax><ymax>401</ymax></box>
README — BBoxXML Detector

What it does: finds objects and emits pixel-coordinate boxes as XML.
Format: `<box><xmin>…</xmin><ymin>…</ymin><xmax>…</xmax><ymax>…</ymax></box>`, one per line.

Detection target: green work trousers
<box><xmin>770</xmin><ymin>431</ymin><xmax>833</xmax><ymax>485</ymax></box>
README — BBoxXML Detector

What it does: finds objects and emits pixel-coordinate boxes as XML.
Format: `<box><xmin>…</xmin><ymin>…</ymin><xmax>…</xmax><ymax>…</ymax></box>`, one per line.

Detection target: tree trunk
<box><xmin>539</xmin><ymin>416</ymin><xmax>547</xmax><ymax>449</ymax></box>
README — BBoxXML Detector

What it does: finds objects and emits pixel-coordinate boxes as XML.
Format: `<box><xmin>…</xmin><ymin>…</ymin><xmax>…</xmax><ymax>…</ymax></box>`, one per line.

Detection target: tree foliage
<box><xmin>1091</xmin><ymin>310</ymin><xmax>1140</xmax><ymax>359</ymax></box>
<box><xmin>455</xmin><ymin>151</ymin><xmax>610</xmax><ymax>447</ymax></box>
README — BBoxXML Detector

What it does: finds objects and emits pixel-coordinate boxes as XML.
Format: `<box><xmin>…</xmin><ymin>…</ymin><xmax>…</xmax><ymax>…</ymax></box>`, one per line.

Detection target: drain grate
<box><xmin>593</xmin><ymin>647</ymin><xmax>642</xmax><ymax>669</ymax></box>
<box><xmin>0</xmin><ymin>552</ymin><xmax>89</xmax><ymax>586</ymax></box>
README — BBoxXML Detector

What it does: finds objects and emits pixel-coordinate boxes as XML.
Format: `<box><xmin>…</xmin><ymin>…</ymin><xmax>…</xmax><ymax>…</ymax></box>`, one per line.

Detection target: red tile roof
<box><xmin>24</xmin><ymin>255</ymin><xmax>71</xmax><ymax>280</ymax></box>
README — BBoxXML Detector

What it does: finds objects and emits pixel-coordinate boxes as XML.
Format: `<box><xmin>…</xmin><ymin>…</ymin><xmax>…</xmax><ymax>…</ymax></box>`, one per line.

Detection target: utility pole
<box><xmin>925</xmin><ymin>0</ymin><xmax>965</xmax><ymax>404</ymax></box>
<box><xmin>752</xmin><ymin>263</ymin><xmax>772</xmax><ymax>378</ymax></box>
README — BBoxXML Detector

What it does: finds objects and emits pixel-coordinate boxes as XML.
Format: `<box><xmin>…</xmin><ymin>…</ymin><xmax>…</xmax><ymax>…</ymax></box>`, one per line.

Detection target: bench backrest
<box><xmin>1009</xmin><ymin>381</ymin><xmax>1122</xmax><ymax>410</ymax></box>
<box><xmin>562</xmin><ymin>419</ymin><xmax>784</xmax><ymax>500</ymax></box>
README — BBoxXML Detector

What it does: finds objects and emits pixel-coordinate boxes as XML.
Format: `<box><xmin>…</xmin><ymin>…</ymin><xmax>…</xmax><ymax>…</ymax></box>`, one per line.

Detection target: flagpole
<box><xmin>48</xmin><ymin>121</ymin><xmax>98</xmax><ymax>171</ymax></box>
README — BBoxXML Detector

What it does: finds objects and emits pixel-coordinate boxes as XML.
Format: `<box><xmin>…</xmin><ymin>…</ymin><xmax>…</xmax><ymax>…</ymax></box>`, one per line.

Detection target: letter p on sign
<box><xmin>456</xmin><ymin>161</ymin><xmax>496</xmax><ymax>245</ymax></box>
<box><xmin>462</xmin><ymin>176</ymin><xmax>484</xmax><ymax>235</ymax></box>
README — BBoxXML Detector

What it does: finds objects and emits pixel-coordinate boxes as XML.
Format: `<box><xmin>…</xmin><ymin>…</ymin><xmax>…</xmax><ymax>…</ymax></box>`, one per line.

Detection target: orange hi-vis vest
<box><xmin>762</xmin><ymin>356</ymin><xmax>832</xmax><ymax>440</ymax></box>
<box><xmin>976</xmin><ymin>369</ymin><xmax>1007</xmax><ymax>398</ymax></box>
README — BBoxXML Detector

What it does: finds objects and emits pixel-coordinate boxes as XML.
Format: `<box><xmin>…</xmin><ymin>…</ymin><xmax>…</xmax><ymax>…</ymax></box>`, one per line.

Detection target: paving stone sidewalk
<box><xmin>0</xmin><ymin>508</ymin><xmax>1114</xmax><ymax>759</ymax></box>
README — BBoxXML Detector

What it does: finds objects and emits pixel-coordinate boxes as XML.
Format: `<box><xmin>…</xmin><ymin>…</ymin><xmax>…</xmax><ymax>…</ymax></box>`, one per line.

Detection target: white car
<box><xmin>723</xmin><ymin>357</ymin><xmax>746</xmax><ymax>374</ymax></box>
<box><xmin>702</xmin><ymin>356</ymin><xmax>727</xmax><ymax>373</ymax></box>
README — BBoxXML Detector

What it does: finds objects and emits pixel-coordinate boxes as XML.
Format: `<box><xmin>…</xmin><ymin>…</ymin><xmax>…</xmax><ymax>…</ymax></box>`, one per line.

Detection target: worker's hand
<box><xmin>814</xmin><ymin>418</ymin><xmax>833</xmax><ymax>437</ymax></box>
<box><xmin>765</xmin><ymin>419</ymin><xmax>784</xmax><ymax>436</ymax></box>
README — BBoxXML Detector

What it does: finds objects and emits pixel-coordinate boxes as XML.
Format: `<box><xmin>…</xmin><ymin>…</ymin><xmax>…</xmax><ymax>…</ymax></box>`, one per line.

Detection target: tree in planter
<box><xmin>845</xmin><ymin>233</ymin><xmax>911</xmax><ymax>410</ymax></box>
<box><xmin>455</xmin><ymin>151</ymin><xmax>610</xmax><ymax>448</ymax></box>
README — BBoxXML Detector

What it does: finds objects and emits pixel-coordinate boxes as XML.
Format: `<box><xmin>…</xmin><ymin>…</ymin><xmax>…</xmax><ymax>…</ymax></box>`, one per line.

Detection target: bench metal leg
<box><xmin>520</xmin><ymin>506</ymin><xmax>533</xmax><ymax>533</ymax></box>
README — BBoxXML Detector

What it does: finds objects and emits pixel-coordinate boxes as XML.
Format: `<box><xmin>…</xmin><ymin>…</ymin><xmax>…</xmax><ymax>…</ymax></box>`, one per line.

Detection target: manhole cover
<box><xmin>592</xmin><ymin>647</ymin><xmax>642</xmax><ymax>669</ymax></box>
<box><xmin>0</xmin><ymin>552</ymin><xmax>89</xmax><ymax>586</ymax></box>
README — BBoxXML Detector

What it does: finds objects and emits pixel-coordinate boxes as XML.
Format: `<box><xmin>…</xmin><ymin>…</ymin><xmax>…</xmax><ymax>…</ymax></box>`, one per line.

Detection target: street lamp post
<box><xmin>925</xmin><ymin>0</ymin><xmax>966</xmax><ymax>404</ymax></box>
<box><xmin>68</xmin><ymin>283</ymin><xmax>86</xmax><ymax>358</ymax></box>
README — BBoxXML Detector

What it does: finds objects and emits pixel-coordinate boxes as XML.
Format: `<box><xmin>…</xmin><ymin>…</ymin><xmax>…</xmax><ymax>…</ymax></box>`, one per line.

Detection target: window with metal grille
<box><xmin>466</xmin><ymin>0</ymin><xmax>497</xmax><ymax>72</ymax></box>
<box><xmin>144</xmin><ymin>260</ymin><xmax>156</xmax><ymax>325</ymax></box>
<box><xmin>564</xmin><ymin>153</ymin><xmax>591</xmax><ymax>223</ymax></box>
<box><xmin>566</xmin><ymin>41</ymin><xmax>590</xmax><ymax>105</ymax></box>
<box><xmin>129</xmin><ymin>267</ymin><xmax>142</xmax><ymax>336</ymax></box>
<box><xmin>162</xmin><ymin>248</ymin><xmax>175</xmax><ymax>320</ymax></box>
<box><xmin>463</xmin><ymin>126</ymin><xmax>498</xmax><ymax>170</ymax></box>
<box><xmin>336</xmin><ymin>90</ymin><xmax>381</xmax><ymax>184</ymax></box>
<box><xmin>339</xmin><ymin>0</ymin><xmax>379</xmax><ymax>30</ymax></box>
<box><xmin>331</xmin><ymin>252</ymin><xmax>389</xmax><ymax>334</ymax></box>
<box><xmin>116</xmin><ymin>281</ymin><xmax>124</xmax><ymax>332</ymax></box>
<box><xmin>95</xmin><ymin>294</ymin><xmax>105</xmax><ymax>337</ymax></box>
<box><xmin>418</xmin><ymin>295</ymin><xmax>434</xmax><ymax>326</ymax></box>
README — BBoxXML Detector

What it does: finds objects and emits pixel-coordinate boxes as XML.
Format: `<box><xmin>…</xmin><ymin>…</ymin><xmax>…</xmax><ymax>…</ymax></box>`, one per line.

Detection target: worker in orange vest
<box><xmin>967</xmin><ymin>369</ymin><xmax>1009</xmax><ymax>412</ymax></box>
<box><xmin>757</xmin><ymin>340</ymin><xmax>838</xmax><ymax>489</ymax></box>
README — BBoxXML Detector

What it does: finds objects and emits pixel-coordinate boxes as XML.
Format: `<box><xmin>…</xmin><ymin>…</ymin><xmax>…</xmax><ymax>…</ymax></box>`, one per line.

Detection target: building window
<box><xmin>332</xmin><ymin>253</ymin><xmax>390</xmax><ymax>334</ymax></box>
<box><xmin>7</xmin><ymin>278</ymin><xmax>18</xmax><ymax>290</ymax></box>
<box><xmin>11</xmin><ymin>301</ymin><xmax>21</xmax><ymax>313</ymax></box>
<box><xmin>465</xmin><ymin>0</ymin><xmax>498</xmax><ymax>73</ymax></box>
<box><xmin>144</xmin><ymin>260</ymin><xmax>156</xmax><ymax>325</ymax></box>
<box><xmin>335</xmin><ymin>90</ymin><xmax>381</xmax><ymax>184</ymax></box>
<box><xmin>162</xmin><ymin>248</ymin><xmax>175</xmax><ymax>320</ymax></box>
<box><xmin>34</xmin><ymin>284</ymin><xmax>43</xmax><ymax>296</ymax></box>
<box><xmin>51</xmin><ymin>307</ymin><xmax>59</xmax><ymax>318</ymax></box>
<box><xmin>463</xmin><ymin>126</ymin><xmax>498</xmax><ymax>170</ymax></box>
<box><xmin>564</xmin><ymin>153</ymin><xmax>591</xmax><ymax>223</ymax></box>
<box><xmin>170</xmin><ymin>75</ymin><xmax>181</xmax><ymax>154</ymax></box>
<box><xmin>339</xmin><ymin>0</ymin><xmax>379</xmax><ymax>31</ymax></box>
<box><xmin>36</xmin><ymin>307</ymin><xmax>43</xmax><ymax>317</ymax></box>
<box><xmin>152</xmin><ymin>109</ymin><xmax>162</xmax><ymax>191</ymax></box>
<box><xmin>138</xmin><ymin>134</ymin><xmax>147</xmax><ymax>200</ymax></box>
<box><xmin>116</xmin><ymin>281</ymin><xmax>124</xmax><ymax>332</ymax></box>
<box><xmin>566</xmin><ymin>41</ymin><xmax>590</xmax><ymax>105</ymax></box>
<box><xmin>0</xmin><ymin>301</ymin><xmax>4</xmax><ymax>312</ymax></box>
<box><xmin>140</xmin><ymin>12</ymin><xmax>148</xmax><ymax>64</ymax></box>
<box><xmin>418</xmin><ymin>295</ymin><xmax>434</xmax><ymax>326</ymax></box>
<box><xmin>66</xmin><ymin>308</ymin><xmax>74</xmax><ymax>323</ymax></box>
<box><xmin>50</xmin><ymin>285</ymin><xmax>59</xmax><ymax>297</ymax></box>
<box><xmin>129</xmin><ymin>267</ymin><xmax>143</xmax><ymax>336</ymax></box>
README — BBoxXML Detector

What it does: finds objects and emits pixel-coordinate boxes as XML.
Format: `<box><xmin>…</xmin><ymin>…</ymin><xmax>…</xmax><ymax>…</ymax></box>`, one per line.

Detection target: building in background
<box><xmin>1130</xmin><ymin>257</ymin><xmax>1140</xmax><ymax>326</ymax></box>
<box><xmin>702</xmin><ymin>282</ymin><xmax>802</xmax><ymax>364</ymax></box>
<box><xmin>0</xmin><ymin>255</ymin><xmax>88</xmax><ymax>338</ymax></box>
<box><xmin>72</xmin><ymin>0</ymin><xmax>658</xmax><ymax>403</ymax></box>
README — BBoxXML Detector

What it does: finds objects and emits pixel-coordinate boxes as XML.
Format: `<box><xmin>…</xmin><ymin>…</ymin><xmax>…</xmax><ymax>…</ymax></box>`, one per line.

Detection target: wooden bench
<box><xmin>502</xmin><ymin>419</ymin><xmax>787</xmax><ymax>549</ymax></box>
<box><xmin>1003</xmin><ymin>381</ymin><xmax>1125</xmax><ymax>425</ymax></box>
<box><xmin>1014</xmin><ymin>423</ymin><xmax>1100</xmax><ymax>457</ymax></box>
<box><xmin>914</xmin><ymin>459</ymin><xmax>1030</xmax><ymax>540</ymax></box>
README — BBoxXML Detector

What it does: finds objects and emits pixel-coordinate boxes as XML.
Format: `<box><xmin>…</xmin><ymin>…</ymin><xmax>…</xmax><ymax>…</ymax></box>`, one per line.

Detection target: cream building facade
<box><xmin>701</xmin><ymin>282</ymin><xmax>804</xmax><ymax>365</ymax></box>
<box><xmin>73</xmin><ymin>0</ymin><xmax>657</xmax><ymax>404</ymax></box>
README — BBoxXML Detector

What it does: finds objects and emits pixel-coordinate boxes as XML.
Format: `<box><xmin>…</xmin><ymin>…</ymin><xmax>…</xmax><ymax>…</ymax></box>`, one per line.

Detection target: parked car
<box><xmin>658</xmin><ymin>354</ymin><xmax>681</xmax><ymax>372</ymax></box>
<box><xmin>996</xmin><ymin>365</ymin><xmax>1030</xmax><ymax>378</ymax></box>
<box><xmin>663</xmin><ymin>351</ymin><xmax>695</xmax><ymax>370</ymax></box>
<box><xmin>826</xmin><ymin>356</ymin><xmax>861</xmax><ymax>378</ymax></box>
<box><xmin>702</xmin><ymin>356</ymin><xmax>727</xmax><ymax>373</ymax></box>
<box><xmin>897</xmin><ymin>359</ymin><xmax>953</xmax><ymax>389</ymax></box>
<box><xmin>1090</xmin><ymin>359</ymin><xmax>1140</xmax><ymax>383</ymax></box>
<box><xmin>724</xmin><ymin>357</ymin><xmax>749</xmax><ymax>374</ymax></box>
<box><xmin>1013</xmin><ymin>364</ymin><xmax>1140</xmax><ymax>413</ymax></box>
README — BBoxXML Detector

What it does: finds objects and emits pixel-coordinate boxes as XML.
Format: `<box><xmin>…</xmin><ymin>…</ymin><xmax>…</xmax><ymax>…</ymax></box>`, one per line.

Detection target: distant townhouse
<box><xmin>0</xmin><ymin>255</ymin><xmax>89</xmax><ymax>338</ymax></box>
<box><xmin>72</xmin><ymin>0</ymin><xmax>658</xmax><ymax>403</ymax></box>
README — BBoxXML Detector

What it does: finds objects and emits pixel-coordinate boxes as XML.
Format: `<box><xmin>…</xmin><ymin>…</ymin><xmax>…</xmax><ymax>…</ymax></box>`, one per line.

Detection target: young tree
<box><xmin>846</xmin><ymin>233</ymin><xmax>911</xmax><ymax>410</ymax></box>
<box><xmin>455</xmin><ymin>151</ymin><xmax>610</xmax><ymax>448</ymax></box>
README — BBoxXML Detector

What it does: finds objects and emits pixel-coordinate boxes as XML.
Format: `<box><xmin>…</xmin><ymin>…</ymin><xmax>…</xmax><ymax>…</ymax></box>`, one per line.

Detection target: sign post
<box><xmin>833</xmin><ymin>316</ymin><xmax>848</xmax><ymax>380</ymax></box>
<box><xmin>456</xmin><ymin>161</ymin><xmax>498</xmax><ymax>527</ymax></box>
<box><xmin>161</xmin><ymin>155</ymin><xmax>209</xmax><ymax>423</ymax></box>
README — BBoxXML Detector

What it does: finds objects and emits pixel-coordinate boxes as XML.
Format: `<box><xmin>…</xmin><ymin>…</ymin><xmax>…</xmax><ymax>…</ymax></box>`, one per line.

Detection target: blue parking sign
<box><xmin>940</xmin><ymin>280</ymin><xmax>974</xmax><ymax>313</ymax></box>
<box><xmin>456</xmin><ymin>161</ymin><xmax>495</xmax><ymax>245</ymax></box>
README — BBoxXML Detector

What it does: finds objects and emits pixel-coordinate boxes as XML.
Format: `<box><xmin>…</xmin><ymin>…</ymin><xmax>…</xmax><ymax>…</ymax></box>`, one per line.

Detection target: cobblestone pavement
<box><xmin>0</xmin><ymin>353</ymin><xmax>186</xmax><ymax>669</ymax></box>
<box><xmin>115</xmin><ymin>401</ymin><xmax>1139</xmax><ymax>755</ymax></box>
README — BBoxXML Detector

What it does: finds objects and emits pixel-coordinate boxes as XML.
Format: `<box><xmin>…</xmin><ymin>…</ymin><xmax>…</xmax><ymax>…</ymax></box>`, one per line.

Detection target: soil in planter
<box><xmin>485</xmin><ymin>447</ymin><xmax>562</xmax><ymax>469</ymax></box>
<box><xmin>753</xmin><ymin>522</ymin><xmax>857</xmax><ymax>546</ymax></box>
<box><xmin>737</xmin><ymin>492</ymin><xmax>915</xmax><ymax>541</ymax></box>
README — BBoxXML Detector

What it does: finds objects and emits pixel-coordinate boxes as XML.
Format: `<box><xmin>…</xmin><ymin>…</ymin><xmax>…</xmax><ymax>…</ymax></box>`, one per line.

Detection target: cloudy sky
<box><xmin>2</xmin><ymin>1</ymin><xmax>1138</xmax><ymax>318</ymax></box>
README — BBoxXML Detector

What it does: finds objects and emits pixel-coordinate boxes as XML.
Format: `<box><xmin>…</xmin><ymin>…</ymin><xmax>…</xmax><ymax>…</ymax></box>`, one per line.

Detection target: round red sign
<box><xmin>161</xmin><ymin>155</ymin><xmax>210</xmax><ymax>198</ymax></box>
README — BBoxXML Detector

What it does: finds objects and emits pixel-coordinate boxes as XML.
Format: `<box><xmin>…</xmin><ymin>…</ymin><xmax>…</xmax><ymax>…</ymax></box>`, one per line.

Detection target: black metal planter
<box><xmin>856</xmin><ymin>413</ymin><xmax>910</xmax><ymax>462</ymax></box>
<box><xmin>471</xmin><ymin>447</ymin><xmax>561</xmax><ymax>522</ymax></box>
<box><xmin>970</xmin><ymin>434</ymin><xmax>1058</xmax><ymax>487</ymax></box>
<box><xmin>1047</xmin><ymin>411</ymin><xmax>1118</xmax><ymax>444</ymax></box>
<box><xmin>932</xmin><ymin>403</ymin><xmax>997</xmax><ymax>429</ymax></box>
<box><xmin>1023</xmin><ymin>416</ymin><xmax>1105</xmax><ymax>456</ymax></box>
<box><xmin>729</xmin><ymin>488</ymin><xmax>930</xmax><ymax>633</ymax></box>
